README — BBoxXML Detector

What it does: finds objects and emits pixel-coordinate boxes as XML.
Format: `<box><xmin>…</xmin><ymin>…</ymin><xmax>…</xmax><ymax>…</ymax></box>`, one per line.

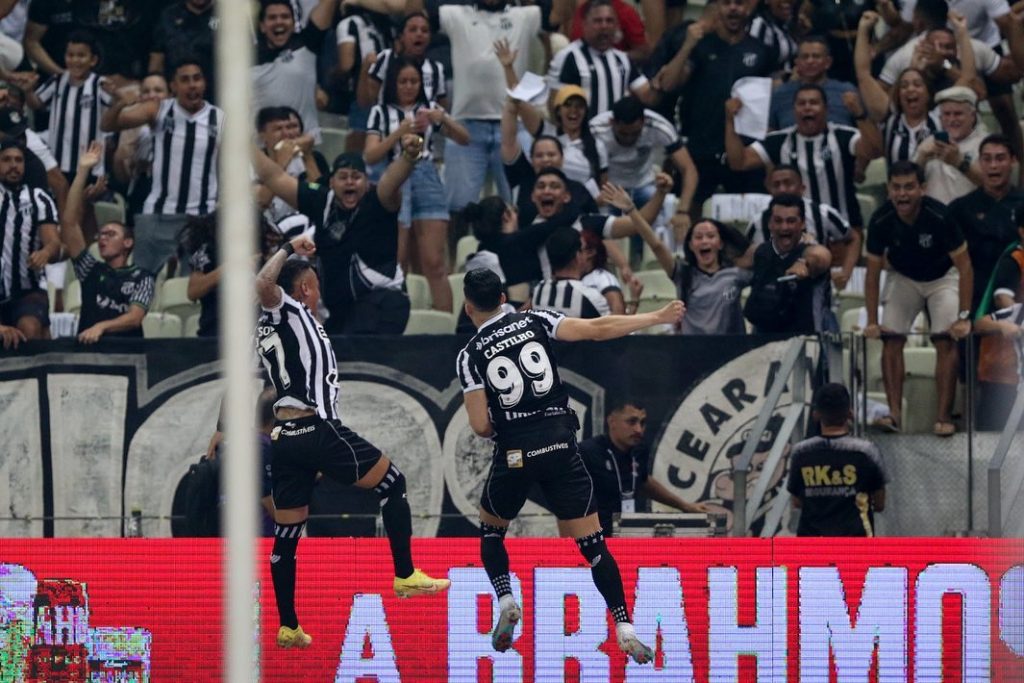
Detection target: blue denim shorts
<box><xmin>347</xmin><ymin>101</ymin><xmax>371</xmax><ymax>131</ymax></box>
<box><xmin>399</xmin><ymin>159</ymin><xmax>450</xmax><ymax>226</ymax></box>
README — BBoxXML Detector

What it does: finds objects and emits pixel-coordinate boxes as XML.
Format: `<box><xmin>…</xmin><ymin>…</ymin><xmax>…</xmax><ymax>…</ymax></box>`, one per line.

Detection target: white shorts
<box><xmin>881</xmin><ymin>268</ymin><xmax>959</xmax><ymax>335</ymax></box>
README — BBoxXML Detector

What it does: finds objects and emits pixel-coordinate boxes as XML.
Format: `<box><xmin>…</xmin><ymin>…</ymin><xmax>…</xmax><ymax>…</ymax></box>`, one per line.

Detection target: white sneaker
<box><xmin>616</xmin><ymin>628</ymin><xmax>654</xmax><ymax>665</ymax></box>
<box><xmin>491</xmin><ymin>601</ymin><xmax>522</xmax><ymax>652</ymax></box>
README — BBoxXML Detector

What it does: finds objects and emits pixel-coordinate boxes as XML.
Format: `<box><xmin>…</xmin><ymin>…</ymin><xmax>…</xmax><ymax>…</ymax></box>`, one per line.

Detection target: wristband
<box><xmin>282</xmin><ymin>241</ymin><xmax>295</xmax><ymax>256</ymax></box>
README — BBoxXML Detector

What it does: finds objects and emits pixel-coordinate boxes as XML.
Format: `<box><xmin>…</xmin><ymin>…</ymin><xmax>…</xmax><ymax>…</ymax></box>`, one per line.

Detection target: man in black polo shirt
<box><xmin>947</xmin><ymin>134</ymin><xmax>1024</xmax><ymax>314</ymax></box>
<box><xmin>579</xmin><ymin>399</ymin><xmax>707</xmax><ymax>536</ymax></box>
<box><xmin>787</xmin><ymin>383</ymin><xmax>888</xmax><ymax>537</ymax></box>
<box><xmin>253</xmin><ymin>136</ymin><xmax>420</xmax><ymax>334</ymax></box>
<box><xmin>62</xmin><ymin>143</ymin><xmax>154</xmax><ymax>342</ymax></box>
<box><xmin>864</xmin><ymin>161</ymin><xmax>973</xmax><ymax>436</ymax></box>
<box><xmin>653</xmin><ymin>0</ymin><xmax>776</xmax><ymax>209</ymax></box>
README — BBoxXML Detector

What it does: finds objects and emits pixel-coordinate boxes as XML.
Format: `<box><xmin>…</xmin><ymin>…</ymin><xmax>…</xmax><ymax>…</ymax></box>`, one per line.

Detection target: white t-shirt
<box><xmin>589</xmin><ymin>108</ymin><xmax>682</xmax><ymax>189</ymax></box>
<box><xmin>25</xmin><ymin>130</ymin><xmax>58</xmax><ymax>172</ymax></box>
<box><xmin>916</xmin><ymin>121</ymin><xmax>989</xmax><ymax>205</ymax></box>
<box><xmin>880</xmin><ymin>35</ymin><xmax>1000</xmax><ymax>85</ymax></box>
<box><xmin>898</xmin><ymin>0</ymin><xmax>1011</xmax><ymax>47</ymax></box>
<box><xmin>251</xmin><ymin>45</ymin><xmax>322</xmax><ymax>143</ymax></box>
<box><xmin>539</xmin><ymin>120</ymin><xmax>608</xmax><ymax>185</ymax></box>
<box><xmin>439</xmin><ymin>4</ymin><xmax>541</xmax><ymax>120</ymax></box>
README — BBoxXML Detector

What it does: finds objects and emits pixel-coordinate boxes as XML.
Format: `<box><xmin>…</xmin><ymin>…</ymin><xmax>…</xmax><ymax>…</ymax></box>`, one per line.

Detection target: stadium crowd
<box><xmin>0</xmin><ymin>0</ymin><xmax>1023</xmax><ymax>435</ymax></box>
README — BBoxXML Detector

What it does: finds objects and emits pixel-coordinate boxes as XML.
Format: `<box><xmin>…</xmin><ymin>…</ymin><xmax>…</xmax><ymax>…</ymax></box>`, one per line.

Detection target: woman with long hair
<box><xmin>364</xmin><ymin>56</ymin><xmax>469</xmax><ymax>312</ymax></box>
<box><xmin>606</xmin><ymin>183</ymin><xmax>752</xmax><ymax>335</ymax></box>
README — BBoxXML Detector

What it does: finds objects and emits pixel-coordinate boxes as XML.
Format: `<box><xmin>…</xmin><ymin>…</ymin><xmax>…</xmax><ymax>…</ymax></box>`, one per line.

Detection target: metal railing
<box><xmin>987</xmin><ymin>388</ymin><xmax>1024</xmax><ymax>537</ymax></box>
<box><xmin>731</xmin><ymin>336</ymin><xmax>818</xmax><ymax>537</ymax></box>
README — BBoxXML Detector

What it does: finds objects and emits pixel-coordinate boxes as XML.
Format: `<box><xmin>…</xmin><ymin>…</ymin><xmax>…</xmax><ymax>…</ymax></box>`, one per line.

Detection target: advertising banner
<box><xmin>1</xmin><ymin>538</ymin><xmax>1021</xmax><ymax>682</ymax></box>
<box><xmin>0</xmin><ymin>336</ymin><xmax>804</xmax><ymax>538</ymax></box>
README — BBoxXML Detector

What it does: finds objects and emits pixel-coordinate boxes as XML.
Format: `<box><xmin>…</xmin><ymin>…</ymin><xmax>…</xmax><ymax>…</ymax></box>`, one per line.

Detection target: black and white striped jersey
<box><xmin>143</xmin><ymin>99</ymin><xmax>223</xmax><ymax>217</ymax></box>
<box><xmin>747</xmin><ymin>197</ymin><xmax>852</xmax><ymax>246</ymax></box>
<box><xmin>0</xmin><ymin>183</ymin><xmax>58</xmax><ymax>300</ymax></box>
<box><xmin>882</xmin><ymin>112</ymin><xmax>941</xmax><ymax>167</ymax></box>
<box><xmin>367</xmin><ymin>102</ymin><xmax>439</xmax><ymax>162</ymax></box>
<box><xmin>751</xmin><ymin>123</ymin><xmax>863</xmax><ymax>226</ymax></box>
<box><xmin>547</xmin><ymin>39</ymin><xmax>647</xmax><ymax>117</ymax></box>
<box><xmin>368</xmin><ymin>49</ymin><xmax>447</xmax><ymax>106</ymax></box>
<box><xmin>34</xmin><ymin>71</ymin><xmax>112</xmax><ymax>175</ymax></box>
<box><xmin>748</xmin><ymin>13</ymin><xmax>798</xmax><ymax>72</ymax></box>
<box><xmin>336</xmin><ymin>11</ymin><xmax>387</xmax><ymax>83</ymax></box>
<box><xmin>531</xmin><ymin>278</ymin><xmax>609</xmax><ymax>318</ymax></box>
<box><xmin>257</xmin><ymin>291</ymin><xmax>340</xmax><ymax>420</ymax></box>
<box><xmin>456</xmin><ymin>309</ymin><xmax>571</xmax><ymax>435</ymax></box>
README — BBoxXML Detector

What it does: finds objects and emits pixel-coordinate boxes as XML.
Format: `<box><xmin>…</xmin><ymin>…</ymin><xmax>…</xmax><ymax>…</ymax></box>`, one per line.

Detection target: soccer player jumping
<box><xmin>456</xmin><ymin>268</ymin><xmax>685</xmax><ymax>663</ymax></box>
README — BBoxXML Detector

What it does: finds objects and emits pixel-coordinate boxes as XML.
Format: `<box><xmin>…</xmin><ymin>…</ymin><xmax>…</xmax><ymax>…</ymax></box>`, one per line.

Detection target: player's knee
<box><xmin>373</xmin><ymin>463</ymin><xmax>406</xmax><ymax>503</ymax></box>
<box><xmin>575</xmin><ymin>530</ymin><xmax>608</xmax><ymax>567</ymax></box>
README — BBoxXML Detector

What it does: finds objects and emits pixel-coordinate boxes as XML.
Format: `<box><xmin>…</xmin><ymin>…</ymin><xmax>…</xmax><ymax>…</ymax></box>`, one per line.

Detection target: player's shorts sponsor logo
<box><xmin>526</xmin><ymin>442</ymin><xmax>568</xmax><ymax>458</ymax></box>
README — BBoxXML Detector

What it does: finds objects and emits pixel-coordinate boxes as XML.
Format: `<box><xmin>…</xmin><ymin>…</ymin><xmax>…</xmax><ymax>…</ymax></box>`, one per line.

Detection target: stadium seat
<box><xmin>319</xmin><ymin>127</ymin><xmax>348</xmax><ymax>166</ymax></box>
<box><xmin>856</xmin><ymin>193</ymin><xmax>878</xmax><ymax>227</ymax></box>
<box><xmin>64</xmin><ymin>280</ymin><xmax>82</xmax><ymax>314</ymax></box>
<box><xmin>639</xmin><ymin>241</ymin><xmax>661</xmax><ymax>271</ymax></box>
<box><xmin>158</xmin><ymin>277</ymin><xmax>200</xmax><ymax>321</ymax></box>
<box><xmin>449</xmin><ymin>272</ymin><xmax>466</xmax><ymax>316</ymax></box>
<box><xmin>142</xmin><ymin>312</ymin><xmax>182</xmax><ymax>338</ymax></box>
<box><xmin>454</xmin><ymin>235</ymin><xmax>479</xmax><ymax>272</ymax></box>
<box><xmin>403</xmin><ymin>309</ymin><xmax>455</xmax><ymax>334</ymax></box>
<box><xmin>634</xmin><ymin>269</ymin><xmax>675</xmax><ymax>299</ymax></box>
<box><xmin>183</xmin><ymin>313</ymin><xmax>201</xmax><ymax>338</ymax></box>
<box><xmin>405</xmin><ymin>274</ymin><xmax>432</xmax><ymax>310</ymax></box>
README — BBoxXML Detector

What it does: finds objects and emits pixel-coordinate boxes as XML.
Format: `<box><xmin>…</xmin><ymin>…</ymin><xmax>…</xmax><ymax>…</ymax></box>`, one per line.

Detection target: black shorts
<box><xmin>270</xmin><ymin>416</ymin><xmax>383</xmax><ymax>509</ymax></box>
<box><xmin>0</xmin><ymin>289</ymin><xmax>49</xmax><ymax>328</ymax></box>
<box><xmin>481</xmin><ymin>420</ymin><xmax>595</xmax><ymax>522</ymax></box>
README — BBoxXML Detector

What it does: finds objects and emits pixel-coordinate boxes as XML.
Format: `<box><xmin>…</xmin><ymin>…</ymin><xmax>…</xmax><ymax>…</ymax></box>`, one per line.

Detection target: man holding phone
<box><xmin>914</xmin><ymin>86</ymin><xmax>986</xmax><ymax>204</ymax></box>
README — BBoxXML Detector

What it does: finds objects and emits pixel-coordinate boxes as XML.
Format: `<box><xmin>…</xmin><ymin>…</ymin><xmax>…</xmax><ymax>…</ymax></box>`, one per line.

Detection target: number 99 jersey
<box><xmin>456</xmin><ymin>309</ymin><xmax>572</xmax><ymax>438</ymax></box>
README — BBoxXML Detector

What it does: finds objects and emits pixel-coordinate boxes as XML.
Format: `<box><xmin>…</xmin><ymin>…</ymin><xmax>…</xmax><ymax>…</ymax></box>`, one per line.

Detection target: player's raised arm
<box><xmin>255</xmin><ymin>235</ymin><xmax>316</xmax><ymax>309</ymax></box>
<box><xmin>555</xmin><ymin>301</ymin><xmax>685</xmax><ymax>341</ymax></box>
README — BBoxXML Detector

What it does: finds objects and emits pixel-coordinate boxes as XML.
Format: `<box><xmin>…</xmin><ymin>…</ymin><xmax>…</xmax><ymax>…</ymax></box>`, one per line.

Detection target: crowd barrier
<box><xmin>1</xmin><ymin>538</ymin><xmax>1021</xmax><ymax>682</ymax></box>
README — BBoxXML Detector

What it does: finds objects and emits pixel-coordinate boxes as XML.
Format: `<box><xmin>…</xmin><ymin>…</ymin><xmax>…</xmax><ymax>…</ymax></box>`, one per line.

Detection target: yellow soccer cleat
<box><xmin>276</xmin><ymin>625</ymin><xmax>312</xmax><ymax>649</ymax></box>
<box><xmin>393</xmin><ymin>568</ymin><xmax>451</xmax><ymax>598</ymax></box>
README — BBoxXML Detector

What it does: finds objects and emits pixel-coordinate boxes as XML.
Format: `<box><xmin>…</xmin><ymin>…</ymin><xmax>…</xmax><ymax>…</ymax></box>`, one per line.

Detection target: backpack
<box><xmin>744</xmin><ymin>243</ymin><xmax>805</xmax><ymax>333</ymax></box>
<box><xmin>182</xmin><ymin>455</ymin><xmax>221</xmax><ymax>537</ymax></box>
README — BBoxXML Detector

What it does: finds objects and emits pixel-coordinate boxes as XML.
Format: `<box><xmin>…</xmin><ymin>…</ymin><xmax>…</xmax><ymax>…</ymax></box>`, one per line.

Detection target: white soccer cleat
<box><xmin>491</xmin><ymin>601</ymin><xmax>522</xmax><ymax>652</ymax></box>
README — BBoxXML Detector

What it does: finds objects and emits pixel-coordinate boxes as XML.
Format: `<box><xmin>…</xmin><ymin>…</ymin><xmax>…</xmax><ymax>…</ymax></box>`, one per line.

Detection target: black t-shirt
<box><xmin>27</xmin><ymin>0</ymin><xmax>75</xmax><ymax>69</ymax></box>
<box><xmin>297</xmin><ymin>182</ymin><xmax>399</xmax><ymax>314</ymax></box>
<box><xmin>579</xmin><ymin>434</ymin><xmax>650</xmax><ymax>534</ymax></box>
<box><xmin>786</xmin><ymin>434</ymin><xmax>888</xmax><ymax>537</ymax></box>
<box><xmin>73</xmin><ymin>252</ymin><xmax>154</xmax><ymax>337</ymax></box>
<box><xmin>644</xmin><ymin>22</ymin><xmax>688</xmax><ymax>123</ymax></box>
<box><xmin>71</xmin><ymin>1</ymin><xmax>161</xmax><ymax>79</ymax></box>
<box><xmin>866</xmin><ymin>197</ymin><xmax>964</xmax><ymax>282</ymax></box>
<box><xmin>680</xmin><ymin>33</ymin><xmax>776</xmax><ymax>158</ymax></box>
<box><xmin>456</xmin><ymin>309</ymin><xmax>572</xmax><ymax>439</ymax></box>
<box><xmin>747</xmin><ymin>241</ymin><xmax>828</xmax><ymax>334</ymax></box>
<box><xmin>948</xmin><ymin>188</ymin><xmax>1024</xmax><ymax>311</ymax></box>
<box><xmin>504</xmin><ymin>153</ymin><xmax>598</xmax><ymax>228</ymax></box>
<box><xmin>152</xmin><ymin>3</ymin><xmax>218</xmax><ymax>101</ymax></box>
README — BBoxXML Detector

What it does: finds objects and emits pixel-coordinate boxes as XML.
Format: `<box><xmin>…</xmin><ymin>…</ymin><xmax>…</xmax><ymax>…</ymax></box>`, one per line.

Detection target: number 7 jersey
<box><xmin>456</xmin><ymin>309</ymin><xmax>572</xmax><ymax>436</ymax></box>
<box><xmin>257</xmin><ymin>291</ymin><xmax>340</xmax><ymax>420</ymax></box>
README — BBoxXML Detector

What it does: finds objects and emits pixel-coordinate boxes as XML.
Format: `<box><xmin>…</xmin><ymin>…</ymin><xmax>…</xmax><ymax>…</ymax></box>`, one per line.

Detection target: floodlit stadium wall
<box><xmin>0</xmin><ymin>538</ymin><xmax>1021</xmax><ymax>682</ymax></box>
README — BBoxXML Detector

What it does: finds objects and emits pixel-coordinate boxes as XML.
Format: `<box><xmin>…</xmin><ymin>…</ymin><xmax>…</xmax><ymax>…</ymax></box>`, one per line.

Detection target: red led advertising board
<box><xmin>1</xmin><ymin>538</ymin><xmax>1021</xmax><ymax>682</ymax></box>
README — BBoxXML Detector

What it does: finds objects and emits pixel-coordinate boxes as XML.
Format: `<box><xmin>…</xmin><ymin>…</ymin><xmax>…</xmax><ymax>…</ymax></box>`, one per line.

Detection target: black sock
<box><xmin>576</xmin><ymin>530</ymin><xmax>630</xmax><ymax>623</ymax></box>
<box><xmin>374</xmin><ymin>463</ymin><xmax>414</xmax><ymax>578</ymax></box>
<box><xmin>480</xmin><ymin>522</ymin><xmax>512</xmax><ymax>598</ymax></box>
<box><xmin>270</xmin><ymin>521</ymin><xmax>304</xmax><ymax>629</ymax></box>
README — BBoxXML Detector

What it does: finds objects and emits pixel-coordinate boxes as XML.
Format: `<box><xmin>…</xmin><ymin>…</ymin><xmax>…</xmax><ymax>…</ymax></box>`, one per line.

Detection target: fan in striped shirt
<box><xmin>725</xmin><ymin>84</ymin><xmax>881</xmax><ymax>231</ymax></box>
<box><xmin>335</xmin><ymin>7</ymin><xmax>389</xmax><ymax>149</ymax></box>
<box><xmin>28</xmin><ymin>31</ymin><xmax>112</xmax><ymax>182</ymax></box>
<box><xmin>0</xmin><ymin>139</ymin><xmax>61</xmax><ymax>342</ymax></box>
<box><xmin>855</xmin><ymin>15</ymin><xmax>945</xmax><ymax>169</ymax></box>
<box><xmin>546</xmin><ymin>0</ymin><xmax>655</xmax><ymax>117</ymax></box>
<box><xmin>359</xmin><ymin>13</ymin><xmax>448</xmax><ymax>111</ymax></box>
<box><xmin>102</xmin><ymin>58</ymin><xmax>223</xmax><ymax>276</ymax></box>
<box><xmin>532</xmin><ymin>226</ymin><xmax>610</xmax><ymax>318</ymax></box>
<box><xmin>748</xmin><ymin>1</ymin><xmax>798</xmax><ymax>73</ymax></box>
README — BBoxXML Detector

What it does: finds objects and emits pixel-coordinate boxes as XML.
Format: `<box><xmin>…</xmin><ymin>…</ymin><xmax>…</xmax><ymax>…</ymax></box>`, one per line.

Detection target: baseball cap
<box><xmin>935</xmin><ymin>85</ymin><xmax>977</xmax><ymax>108</ymax></box>
<box><xmin>331</xmin><ymin>152</ymin><xmax>366</xmax><ymax>174</ymax></box>
<box><xmin>0</xmin><ymin>107</ymin><xmax>28</xmax><ymax>137</ymax></box>
<box><xmin>552</xmin><ymin>85</ymin><xmax>587</xmax><ymax>109</ymax></box>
